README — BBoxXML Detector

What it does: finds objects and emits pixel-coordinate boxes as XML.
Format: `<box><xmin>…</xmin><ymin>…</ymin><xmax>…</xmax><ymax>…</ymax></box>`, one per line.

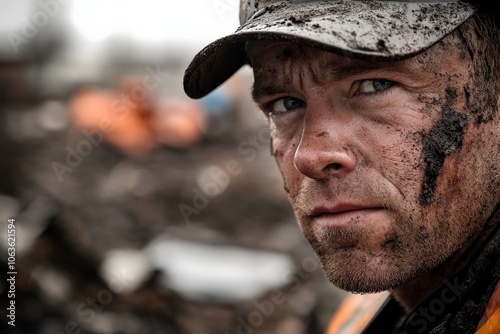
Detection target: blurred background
<box><xmin>0</xmin><ymin>1</ymin><xmax>345</xmax><ymax>333</ymax></box>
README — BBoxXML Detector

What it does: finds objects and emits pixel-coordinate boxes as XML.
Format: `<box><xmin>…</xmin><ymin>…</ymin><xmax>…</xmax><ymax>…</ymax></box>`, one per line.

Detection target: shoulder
<box><xmin>475</xmin><ymin>281</ymin><xmax>500</xmax><ymax>334</ymax></box>
<box><xmin>325</xmin><ymin>292</ymin><xmax>389</xmax><ymax>334</ymax></box>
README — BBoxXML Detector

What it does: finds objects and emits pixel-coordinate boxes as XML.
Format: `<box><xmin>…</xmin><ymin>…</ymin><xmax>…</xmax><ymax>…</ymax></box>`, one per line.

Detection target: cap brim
<box><xmin>184</xmin><ymin>0</ymin><xmax>475</xmax><ymax>99</ymax></box>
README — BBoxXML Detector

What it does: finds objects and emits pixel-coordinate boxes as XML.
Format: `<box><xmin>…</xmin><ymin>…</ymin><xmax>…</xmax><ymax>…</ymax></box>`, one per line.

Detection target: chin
<box><xmin>317</xmin><ymin>249</ymin><xmax>423</xmax><ymax>293</ymax></box>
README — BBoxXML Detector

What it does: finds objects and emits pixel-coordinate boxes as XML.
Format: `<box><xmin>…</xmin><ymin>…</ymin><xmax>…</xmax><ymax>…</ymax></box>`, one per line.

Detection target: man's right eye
<box><xmin>271</xmin><ymin>97</ymin><xmax>306</xmax><ymax>113</ymax></box>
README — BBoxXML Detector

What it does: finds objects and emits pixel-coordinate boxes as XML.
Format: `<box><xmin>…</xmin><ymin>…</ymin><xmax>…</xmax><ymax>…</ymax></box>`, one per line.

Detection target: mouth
<box><xmin>308</xmin><ymin>203</ymin><xmax>384</xmax><ymax>227</ymax></box>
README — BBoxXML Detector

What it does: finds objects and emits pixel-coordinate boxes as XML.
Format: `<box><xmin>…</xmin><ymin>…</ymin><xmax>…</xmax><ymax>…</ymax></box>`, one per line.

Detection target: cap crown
<box><xmin>240</xmin><ymin>0</ymin><xmax>463</xmax><ymax>24</ymax></box>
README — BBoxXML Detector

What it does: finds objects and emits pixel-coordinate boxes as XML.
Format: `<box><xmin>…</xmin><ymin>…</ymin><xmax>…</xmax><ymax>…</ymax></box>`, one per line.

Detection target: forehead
<box><xmin>250</xmin><ymin>38</ymin><xmax>446</xmax><ymax>67</ymax></box>
<box><xmin>246</xmin><ymin>40</ymin><xmax>433</xmax><ymax>76</ymax></box>
<box><xmin>246</xmin><ymin>40</ymin><xmax>443</xmax><ymax>95</ymax></box>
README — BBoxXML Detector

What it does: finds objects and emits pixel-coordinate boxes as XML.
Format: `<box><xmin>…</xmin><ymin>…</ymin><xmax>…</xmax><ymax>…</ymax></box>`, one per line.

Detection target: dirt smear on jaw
<box><xmin>420</xmin><ymin>88</ymin><xmax>470</xmax><ymax>204</ymax></box>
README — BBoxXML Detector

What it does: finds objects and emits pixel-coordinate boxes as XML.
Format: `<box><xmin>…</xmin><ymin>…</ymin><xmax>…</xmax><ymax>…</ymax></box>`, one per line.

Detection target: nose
<box><xmin>293</xmin><ymin>115</ymin><xmax>357</xmax><ymax>180</ymax></box>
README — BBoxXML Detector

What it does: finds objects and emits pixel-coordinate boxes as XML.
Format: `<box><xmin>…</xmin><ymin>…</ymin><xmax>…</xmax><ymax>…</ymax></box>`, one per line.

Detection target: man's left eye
<box><xmin>359</xmin><ymin>79</ymin><xmax>396</xmax><ymax>94</ymax></box>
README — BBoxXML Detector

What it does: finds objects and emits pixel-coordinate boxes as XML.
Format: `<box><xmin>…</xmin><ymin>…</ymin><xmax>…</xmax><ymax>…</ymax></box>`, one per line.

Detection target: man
<box><xmin>184</xmin><ymin>1</ymin><xmax>500</xmax><ymax>333</ymax></box>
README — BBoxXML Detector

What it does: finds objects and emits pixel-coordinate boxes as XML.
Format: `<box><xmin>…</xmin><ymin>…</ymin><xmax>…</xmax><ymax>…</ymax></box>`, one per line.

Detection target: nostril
<box><xmin>324</xmin><ymin>163</ymin><xmax>342</xmax><ymax>172</ymax></box>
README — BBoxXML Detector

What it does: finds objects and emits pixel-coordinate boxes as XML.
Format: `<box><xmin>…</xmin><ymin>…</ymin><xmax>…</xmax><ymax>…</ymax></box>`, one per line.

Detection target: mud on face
<box><xmin>419</xmin><ymin>14</ymin><xmax>500</xmax><ymax>204</ymax></box>
<box><xmin>420</xmin><ymin>87</ymin><xmax>470</xmax><ymax>204</ymax></box>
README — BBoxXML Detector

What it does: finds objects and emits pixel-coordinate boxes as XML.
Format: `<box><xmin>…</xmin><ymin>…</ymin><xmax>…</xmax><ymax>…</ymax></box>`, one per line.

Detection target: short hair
<box><xmin>453</xmin><ymin>11</ymin><xmax>500</xmax><ymax>123</ymax></box>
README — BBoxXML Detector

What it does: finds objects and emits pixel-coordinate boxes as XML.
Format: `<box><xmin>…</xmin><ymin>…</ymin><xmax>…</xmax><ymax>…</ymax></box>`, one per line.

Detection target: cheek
<box><xmin>433</xmin><ymin>119</ymin><xmax>500</xmax><ymax>223</ymax></box>
<box><xmin>353</xmin><ymin>97</ymin><xmax>438</xmax><ymax>201</ymax></box>
<box><xmin>270</xmin><ymin>120</ymin><xmax>302</xmax><ymax>195</ymax></box>
<box><xmin>358</xmin><ymin>123</ymin><xmax>427</xmax><ymax>203</ymax></box>
<box><xmin>412</xmin><ymin>87</ymin><xmax>498</xmax><ymax>246</ymax></box>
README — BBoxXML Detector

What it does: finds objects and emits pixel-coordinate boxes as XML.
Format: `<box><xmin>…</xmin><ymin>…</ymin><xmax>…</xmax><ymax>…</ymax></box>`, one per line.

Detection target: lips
<box><xmin>308</xmin><ymin>203</ymin><xmax>384</xmax><ymax>227</ymax></box>
<box><xmin>309</xmin><ymin>203</ymin><xmax>380</xmax><ymax>217</ymax></box>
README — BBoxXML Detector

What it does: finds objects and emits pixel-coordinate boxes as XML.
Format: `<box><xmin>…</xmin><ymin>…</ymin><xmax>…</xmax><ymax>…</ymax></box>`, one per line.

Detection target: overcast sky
<box><xmin>0</xmin><ymin>0</ymin><xmax>240</xmax><ymax>44</ymax></box>
<box><xmin>70</xmin><ymin>0</ymin><xmax>240</xmax><ymax>43</ymax></box>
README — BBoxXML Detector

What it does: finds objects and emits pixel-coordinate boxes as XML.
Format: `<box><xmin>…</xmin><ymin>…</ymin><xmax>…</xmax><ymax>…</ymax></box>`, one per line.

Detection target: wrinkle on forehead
<box><xmin>249</xmin><ymin>41</ymin><xmax>441</xmax><ymax>101</ymax></box>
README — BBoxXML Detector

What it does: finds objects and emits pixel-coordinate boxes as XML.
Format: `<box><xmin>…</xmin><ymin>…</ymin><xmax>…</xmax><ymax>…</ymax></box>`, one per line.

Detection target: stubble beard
<box><xmin>290</xmin><ymin>178</ymin><xmax>469</xmax><ymax>294</ymax></box>
<box><xmin>295</xmin><ymin>187</ymin><xmax>497</xmax><ymax>294</ymax></box>
<box><xmin>299</xmin><ymin>208</ymin><xmax>433</xmax><ymax>293</ymax></box>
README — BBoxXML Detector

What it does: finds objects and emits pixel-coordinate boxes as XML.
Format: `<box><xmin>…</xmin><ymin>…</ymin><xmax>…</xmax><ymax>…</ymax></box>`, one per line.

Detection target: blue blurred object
<box><xmin>199</xmin><ymin>86</ymin><xmax>233</xmax><ymax>117</ymax></box>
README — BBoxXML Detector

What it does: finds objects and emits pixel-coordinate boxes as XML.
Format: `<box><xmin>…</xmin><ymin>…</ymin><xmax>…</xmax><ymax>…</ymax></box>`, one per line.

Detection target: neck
<box><xmin>391</xmin><ymin>204</ymin><xmax>500</xmax><ymax>313</ymax></box>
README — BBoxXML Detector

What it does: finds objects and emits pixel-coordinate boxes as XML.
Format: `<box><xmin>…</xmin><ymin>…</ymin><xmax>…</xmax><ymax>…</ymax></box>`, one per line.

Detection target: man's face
<box><xmin>248</xmin><ymin>39</ymin><xmax>500</xmax><ymax>293</ymax></box>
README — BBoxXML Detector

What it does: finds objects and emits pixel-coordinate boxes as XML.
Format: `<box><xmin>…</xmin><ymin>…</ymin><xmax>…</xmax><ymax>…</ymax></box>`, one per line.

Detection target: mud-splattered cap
<box><xmin>184</xmin><ymin>0</ymin><xmax>476</xmax><ymax>98</ymax></box>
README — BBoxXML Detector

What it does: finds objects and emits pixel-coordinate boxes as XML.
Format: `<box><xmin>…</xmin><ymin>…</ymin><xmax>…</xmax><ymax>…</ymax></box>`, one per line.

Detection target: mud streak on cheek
<box><xmin>420</xmin><ymin>88</ymin><xmax>470</xmax><ymax>204</ymax></box>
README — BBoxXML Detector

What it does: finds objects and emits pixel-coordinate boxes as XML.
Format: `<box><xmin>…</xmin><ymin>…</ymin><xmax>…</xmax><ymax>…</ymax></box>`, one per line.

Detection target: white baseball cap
<box><xmin>184</xmin><ymin>0</ymin><xmax>476</xmax><ymax>98</ymax></box>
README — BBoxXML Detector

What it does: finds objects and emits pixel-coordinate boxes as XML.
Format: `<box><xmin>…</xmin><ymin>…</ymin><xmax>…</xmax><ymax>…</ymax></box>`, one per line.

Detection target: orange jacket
<box><xmin>326</xmin><ymin>282</ymin><xmax>500</xmax><ymax>334</ymax></box>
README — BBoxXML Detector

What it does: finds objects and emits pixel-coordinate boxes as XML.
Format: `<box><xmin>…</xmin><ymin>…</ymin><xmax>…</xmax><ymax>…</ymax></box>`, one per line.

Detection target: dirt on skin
<box><xmin>420</xmin><ymin>87</ymin><xmax>470</xmax><ymax>204</ymax></box>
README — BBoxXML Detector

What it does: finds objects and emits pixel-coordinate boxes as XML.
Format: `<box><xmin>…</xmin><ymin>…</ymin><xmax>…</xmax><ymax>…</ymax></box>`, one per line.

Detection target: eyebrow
<box><xmin>330</xmin><ymin>60</ymin><xmax>403</xmax><ymax>81</ymax></box>
<box><xmin>251</xmin><ymin>58</ymin><xmax>423</xmax><ymax>101</ymax></box>
<box><xmin>252</xmin><ymin>82</ymin><xmax>289</xmax><ymax>101</ymax></box>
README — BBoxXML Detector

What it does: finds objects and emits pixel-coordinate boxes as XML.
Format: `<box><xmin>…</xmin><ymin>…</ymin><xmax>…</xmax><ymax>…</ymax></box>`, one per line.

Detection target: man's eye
<box><xmin>359</xmin><ymin>79</ymin><xmax>396</xmax><ymax>94</ymax></box>
<box><xmin>271</xmin><ymin>97</ymin><xmax>305</xmax><ymax>113</ymax></box>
